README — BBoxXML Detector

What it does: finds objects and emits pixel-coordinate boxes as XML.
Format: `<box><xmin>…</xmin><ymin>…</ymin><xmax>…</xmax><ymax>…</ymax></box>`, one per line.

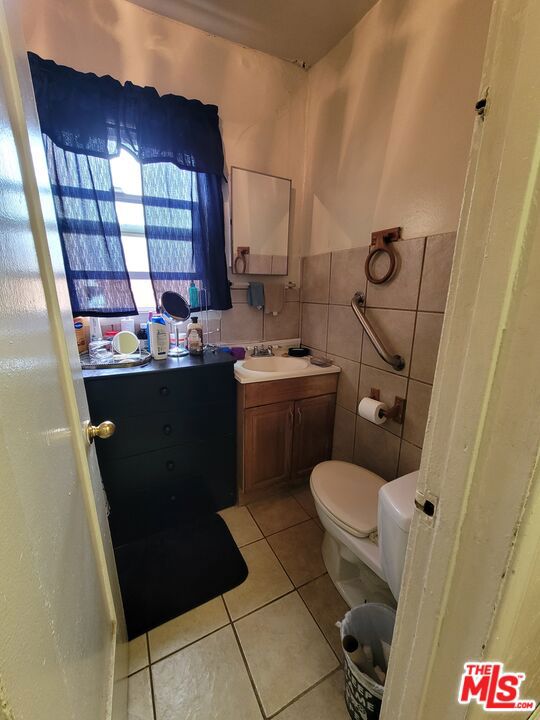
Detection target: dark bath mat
<box><xmin>115</xmin><ymin>513</ymin><xmax>248</xmax><ymax>639</ymax></box>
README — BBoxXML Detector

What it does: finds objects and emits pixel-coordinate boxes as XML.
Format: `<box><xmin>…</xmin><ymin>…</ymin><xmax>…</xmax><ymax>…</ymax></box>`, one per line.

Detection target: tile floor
<box><xmin>127</xmin><ymin>488</ymin><xmax>386</xmax><ymax>720</ymax></box>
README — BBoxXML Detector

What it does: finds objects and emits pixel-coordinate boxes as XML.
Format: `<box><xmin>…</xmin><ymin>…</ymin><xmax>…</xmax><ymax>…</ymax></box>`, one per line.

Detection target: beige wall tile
<box><xmin>264</xmin><ymin>302</ymin><xmax>300</xmax><ymax>341</ymax></box>
<box><xmin>221</xmin><ymin>303</ymin><xmax>263</xmax><ymax>343</ymax></box>
<box><xmin>298</xmin><ymin>575</ymin><xmax>349</xmax><ymax>657</ymax></box>
<box><xmin>128</xmin><ymin>669</ymin><xmax>154</xmax><ymax>720</ymax></box>
<box><xmin>301</xmin><ymin>302</ymin><xmax>328</xmax><ymax>352</ymax></box>
<box><xmin>398</xmin><ymin>441</ymin><xmax>422</xmax><ymax>476</ymax></box>
<box><xmin>223</xmin><ymin>540</ymin><xmax>293</xmax><ymax>620</ymax></box>
<box><xmin>152</xmin><ymin>626</ymin><xmax>262</xmax><ymax>720</ymax></box>
<box><xmin>148</xmin><ymin>597</ymin><xmax>229</xmax><ymax>663</ymax></box>
<box><xmin>246</xmin><ymin>254</ymin><xmax>273</xmax><ymax>274</ymax></box>
<box><xmin>267</xmin><ymin>520</ymin><xmax>326</xmax><ymax>587</ymax></box>
<box><xmin>325</xmin><ymin>354</ymin><xmax>360</xmax><ymax>413</ymax></box>
<box><xmin>271</xmin><ymin>255</ymin><xmax>288</xmax><ymax>274</ymax></box>
<box><xmin>361</xmin><ymin>308</ymin><xmax>415</xmax><ymax>376</ymax></box>
<box><xmin>418</xmin><ymin>232</ymin><xmax>456</xmax><ymax>312</ymax></box>
<box><xmin>353</xmin><ymin>418</ymin><xmax>401</xmax><ymax>480</ymax></box>
<box><xmin>231</xmin><ymin>288</ymin><xmax>248</xmax><ymax>303</ymax></box>
<box><xmin>248</xmin><ymin>495</ymin><xmax>309</xmax><ymax>536</ymax></box>
<box><xmin>301</xmin><ymin>253</ymin><xmax>331</xmax><ymax>303</ymax></box>
<box><xmin>326</xmin><ymin>305</ymin><xmax>363</xmax><ymax>362</ymax></box>
<box><xmin>329</xmin><ymin>246</ymin><xmax>368</xmax><ymax>305</ymax></box>
<box><xmin>366</xmin><ymin>236</ymin><xmax>426</xmax><ymax>310</ymax></box>
<box><xmin>403</xmin><ymin>380</ymin><xmax>433</xmax><ymax>448</ymax></box>
<box><xmin>332</xmin><ymin>406</ymin><xmax>356</xmax><ymax>462</ymax></box>
<box><xmin>358</xmin><ymin>365</ymin><xmax>407</xmax><ymax>437</ymax></box>
<box><xmin>285</xmin><ymin>286</ymin><xmax>300</xmax><ymax>302</ymax></box>
<box><xmin>234</xmin><ymin>593</ymin><xmax>338</xmax><ymax>716</ymax></box>
<box><xmin>219</xmin><ymin>506</ymin><xmax>263</xmax><ymax>547</ymax></box>
<box><xmin>410</xmin><ymin>312</ymin><xmax>444</xmax><ymax>383</ymax></box>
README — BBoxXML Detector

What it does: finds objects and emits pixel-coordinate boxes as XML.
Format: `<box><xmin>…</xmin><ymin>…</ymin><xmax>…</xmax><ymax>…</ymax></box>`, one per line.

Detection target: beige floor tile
<box><xmin>292</xmin><ymin>486</ymin><xmax>318</xmax><ymax>518</ymax></box>
<box><xmin>128</xmin><ymin>634</ymin><xmax>148</xmax><ymax>676</ymax></box>
<box><xmin>248</xmin><ymin>495</ymin><xmax>309</xmax><ymax>536</ymax></box>
<box><xmin>128</xmin><ymin>668</ymin><xmax>154</xmax><ymax>720</ymax></box>
<box><xmin>148</xmin><ymin>596</ymin><xmax>229</xmax><ymax>663</ymax></box>
<box><xmin>267</xmin><ymin>520</ymin><xmax>326</xmax><ymax>587</ymax></box>
<box><xmin>152</xmin><ymin>626</ymin><xmax>262</xmax><ymax>720</ymax></box>
<box><xmin>219</xmin><ymin>505</ymin><xmax>263</xmax><ymax>547</ymax></box>
<box><xmin>224</xmin><ymin>539</ymin><xmax>293</xmax><ymax>620</ymax></box>
<box><xmin>274</xmin><ymin>670</ymin><xmax>350</xmax><ymax>720</ymax></box>
<box><xmin>298</xmin><ymin>575</ymin><xmax>349</xmax><ymax>657</ymax></box>
<box><xmin>235</xmin><ymin>593</ymin><xmax>338</xmax><ymax>716</ymax></box>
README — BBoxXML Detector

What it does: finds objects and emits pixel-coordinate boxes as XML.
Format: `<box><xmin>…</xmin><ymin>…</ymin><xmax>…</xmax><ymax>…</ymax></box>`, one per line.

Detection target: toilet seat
<box><xmin>310</xmin><ymin>461</ymin><xmax>385</xmax><ymax>538</ymax></box>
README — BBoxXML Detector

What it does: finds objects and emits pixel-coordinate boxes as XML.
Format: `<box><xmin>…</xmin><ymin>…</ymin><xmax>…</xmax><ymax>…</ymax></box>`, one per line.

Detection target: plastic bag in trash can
<box><xmin>339</xmin><ymin>603</ymin><xmax>396</xmax><ymax>720</ymax></box>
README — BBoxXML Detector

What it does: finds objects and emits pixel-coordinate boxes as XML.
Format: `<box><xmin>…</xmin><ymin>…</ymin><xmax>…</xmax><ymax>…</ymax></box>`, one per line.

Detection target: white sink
<box><xmin>242</xmin><ymin>356</ymin><xmax>309</xmax><ymax>372</ymax></box>
<box><xmin>235</xmin><ymin>354</ymin><xmax>340</xmax><ymax>384</ymax></box>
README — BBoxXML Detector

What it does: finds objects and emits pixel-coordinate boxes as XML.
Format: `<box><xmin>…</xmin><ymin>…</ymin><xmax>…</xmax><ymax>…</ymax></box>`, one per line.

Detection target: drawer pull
<box><xmin>160</xmin><ymin>386</ymin><xmax>170</xmax><ymax>397</ymax></box>
<box><xmin>166</xmin><ymin>460</ymin><xmax>175</xmax><ymax>471</ymax></box>
<box><xmin>163</xmin><ymin>424</ymin><xmax>172</xmax><ymax>435</ymax></box>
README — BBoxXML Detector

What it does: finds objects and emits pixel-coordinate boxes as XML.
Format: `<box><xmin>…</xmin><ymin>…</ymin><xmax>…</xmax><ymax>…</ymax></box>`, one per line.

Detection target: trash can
<box><xmin>339</xmin><ymin>603</ymin><xmax>396</xmax><ymax>720</ymax></box>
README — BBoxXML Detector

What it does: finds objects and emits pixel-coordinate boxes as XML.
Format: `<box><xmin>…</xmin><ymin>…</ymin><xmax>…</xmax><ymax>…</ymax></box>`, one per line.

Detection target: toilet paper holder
<box><xmin>370</xmin><ymin>388</ymin><xmax>406</xmax><ymax>424</ymax></box>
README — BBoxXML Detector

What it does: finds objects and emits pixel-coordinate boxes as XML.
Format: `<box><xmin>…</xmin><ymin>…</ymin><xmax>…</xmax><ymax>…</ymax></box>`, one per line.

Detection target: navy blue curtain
<box><xmin>29</xmin><ymin>52</ymin><xmax>232</xmax><ymax>314</ymax></box>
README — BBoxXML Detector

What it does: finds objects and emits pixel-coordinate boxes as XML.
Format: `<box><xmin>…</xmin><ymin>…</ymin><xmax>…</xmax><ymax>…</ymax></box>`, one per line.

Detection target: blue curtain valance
<box><xmin>28</xmin><ymin>53</ymin><xmax>224</xmax><ymax>176</ymax></box>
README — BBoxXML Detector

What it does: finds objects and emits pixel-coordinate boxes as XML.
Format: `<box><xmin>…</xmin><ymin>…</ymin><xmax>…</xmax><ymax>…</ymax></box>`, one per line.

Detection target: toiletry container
<box><xmin>189</xmin><ymin>280</ymin><xmax>199</xmax><ymax>308</ymax></box>
<box><xmin>73</xmin><ymin>317</ymin><xmax>88</xmax><ymax>354</ymax></box>
<box><xmin>186</xmin><ymin>316</ymin><xmax>203</xmax><ymax>356</ymax></box>
<box><xmin>137</xmin><ymin>322</ymin><xmax>149</xmax><ymax>352</ymax></box>
<box><xmin>149</xmin><ymin>316</ymin><xmax>168</xmax><ymax>360</ymax></box>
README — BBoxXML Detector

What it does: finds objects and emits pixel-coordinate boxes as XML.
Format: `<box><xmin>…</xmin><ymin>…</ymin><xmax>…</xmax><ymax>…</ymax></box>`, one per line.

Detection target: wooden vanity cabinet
<box><xmin>237</xmin><ymin>373</ymin><xmax>338</xmax><ymax>504</ymax></box>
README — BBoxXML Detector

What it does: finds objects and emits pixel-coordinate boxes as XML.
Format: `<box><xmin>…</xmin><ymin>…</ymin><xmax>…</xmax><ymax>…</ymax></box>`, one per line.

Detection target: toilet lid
<box><xmin>310</xmin><ymin>461</ymin><xmax>385</xmax><ymax>538</ymax></box>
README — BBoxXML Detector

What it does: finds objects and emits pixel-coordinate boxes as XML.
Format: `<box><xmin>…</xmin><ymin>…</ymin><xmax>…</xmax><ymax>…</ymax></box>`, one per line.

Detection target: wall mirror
<box><xmin>231</xmin><ymin>166</ymin><xmax>291</xmax><ymax>275</ymax></box>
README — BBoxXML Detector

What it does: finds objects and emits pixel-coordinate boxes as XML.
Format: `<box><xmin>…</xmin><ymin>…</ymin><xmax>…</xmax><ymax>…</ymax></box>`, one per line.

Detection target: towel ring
<box><xmin>365</xmin><ymin>227</ymin><xmax>401</xmax><ymax>284</ymax></box>
<box><xmin>234</xmin><ymin>246</ymin><xmax>250</xmax><ymax>274</ymax></box>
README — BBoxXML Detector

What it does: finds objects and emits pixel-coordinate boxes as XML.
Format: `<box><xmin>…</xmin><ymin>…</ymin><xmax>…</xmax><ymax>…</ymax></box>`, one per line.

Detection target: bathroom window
<box><xmin>110</xmin><ymin>150</ymin><xmax>155</xmax><ymax>310</ymax></box>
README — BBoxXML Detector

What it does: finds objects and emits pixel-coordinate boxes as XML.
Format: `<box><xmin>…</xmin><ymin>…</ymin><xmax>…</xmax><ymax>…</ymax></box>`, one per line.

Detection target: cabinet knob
<box><xmin>166</xmin><ymin>460</ymin><xmax>175</xmax><ymax>471</ymax></box>
<box><xmin>160</xmin><ymin>386</ymin><xmax>170</xmax><ymax>396</ymax></box>
<box><xmin>163</xmin><ymin>424</ymin><xmax>172</xmax><ymax>435</ymax></box>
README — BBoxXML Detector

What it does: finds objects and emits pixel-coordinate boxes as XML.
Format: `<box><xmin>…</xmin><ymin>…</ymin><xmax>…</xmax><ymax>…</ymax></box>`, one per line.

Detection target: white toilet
<box><xmin>310</xmin><ymin>460</ymin><xmax>418</xmax><ymax>606</ymax></box>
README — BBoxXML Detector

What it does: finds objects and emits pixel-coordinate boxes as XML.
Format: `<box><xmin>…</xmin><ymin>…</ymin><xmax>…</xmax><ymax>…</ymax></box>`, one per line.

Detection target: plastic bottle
<box><xmin>189</xmin><ymin>280</ymin><xmax>199</xmax><ymax>308</ymax></box>
<box><xmin>185</xmin><ymin>316</ymin><xmax>203</xmax><ymax>356</ymax></box>
<box><xmin>149</xmin><ymin>316</ymin><xmax>168</xmax><ymax>360</ymax></box>
<box><xmin>137</xmin><ymin>323</ymin><xmax>149</xmax><ymax>352</ymax></box>
<box><xmin>73</xmin><ymin>317</ymin><xmax>88</xmax><ymax>354</ymax></box>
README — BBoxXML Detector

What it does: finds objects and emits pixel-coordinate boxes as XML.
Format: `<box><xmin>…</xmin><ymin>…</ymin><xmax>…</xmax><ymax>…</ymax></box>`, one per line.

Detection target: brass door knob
<box><xmin>87</xmin><ymin>420</ymin><xmax>116</xmax><ymax>444</ymax></box>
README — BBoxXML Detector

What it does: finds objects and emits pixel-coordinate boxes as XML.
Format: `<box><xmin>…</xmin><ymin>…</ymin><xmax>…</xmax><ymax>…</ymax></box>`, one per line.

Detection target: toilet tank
<box><xmin>378</xmin><ymin>471</ymin><xmax>419</xmax><ymax>600</ymax></box>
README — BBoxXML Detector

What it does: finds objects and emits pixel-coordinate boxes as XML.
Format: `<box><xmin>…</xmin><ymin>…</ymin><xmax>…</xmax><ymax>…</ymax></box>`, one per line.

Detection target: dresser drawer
<box><xmin>84</xmin><ymin>363</ymin><xmax>234</xmax><ymax>419</ymax></box>
<box><xmin>101</xmin><ymin>435</ymin><xmax>236</xmax><ymax>516</ymax></box>
<box><xmin>94</xmin><ymin>401</ymin><xmax>235</xmax><ymax>460</ymax></box>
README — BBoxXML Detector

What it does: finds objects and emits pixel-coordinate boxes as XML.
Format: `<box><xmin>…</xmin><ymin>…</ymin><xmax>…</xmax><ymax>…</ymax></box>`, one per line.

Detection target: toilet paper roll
<box><xmin>358</xmin><ymin>396</ymin><xmax>387</xmax><ymax>425</ymax></box>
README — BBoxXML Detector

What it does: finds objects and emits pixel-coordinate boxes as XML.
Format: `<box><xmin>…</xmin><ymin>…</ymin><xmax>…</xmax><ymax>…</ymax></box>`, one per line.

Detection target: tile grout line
<box><xmin>223</xmin><ymin>592</ymin><xmax>268</xmax><ymax>720</ymax></box>
<box><xmin>267</xmin><ymin>667</ymin><xmax>344</xmax><ymax>720</ymax></box>
<box><xmin>246</xmin><ymin>504</ymin><xmax>342</xmax><ymax>663</ymax></box>
<box><xmin>396</xmin><ymin>235</ymin><xmax>428</xmax><ymax>476</ymax></box>
<box><xmin>145</xmin><ymin>633</ymin><xmax>158</xmax><ymax>720</ymax></box>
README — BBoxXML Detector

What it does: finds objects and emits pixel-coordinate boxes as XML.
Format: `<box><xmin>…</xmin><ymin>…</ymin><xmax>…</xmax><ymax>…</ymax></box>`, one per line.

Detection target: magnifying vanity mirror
<box><xmin>161</xmin><ymin>290</ymin><xmax>191</xmax><ymax>356</ymax></box>
<box><xmin>112</xmin><ymin>330</ymin><xmax>140</xmax><ymax>355</ymax></box>
<box><xmin>231</xmin><ymin>167</ymin><xmax>291</xmax><ymax>275</ymax></box>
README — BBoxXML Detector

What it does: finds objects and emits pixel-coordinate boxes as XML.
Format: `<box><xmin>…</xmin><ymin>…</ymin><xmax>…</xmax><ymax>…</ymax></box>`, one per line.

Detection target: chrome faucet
<box><xmin>251</xmin><ymin>344</ymin><xmax>274</xmax><ymax>357</ymax></box>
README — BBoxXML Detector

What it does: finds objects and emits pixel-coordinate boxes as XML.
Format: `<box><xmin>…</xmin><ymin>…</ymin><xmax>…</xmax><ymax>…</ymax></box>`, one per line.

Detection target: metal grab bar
<box><xmin>351</xmin><ymin>292</ymin><xmax>405</xmax><ymax>371</ymax></box>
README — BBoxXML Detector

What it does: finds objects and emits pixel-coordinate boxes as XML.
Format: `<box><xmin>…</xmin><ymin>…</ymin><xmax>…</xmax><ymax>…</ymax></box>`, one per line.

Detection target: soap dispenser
<box><xmin>186</xmin><ymin>316</ymin><xmax>203</xmax><ymax>356</ymax></box>
<box><xmin>189</xmin><ymin>280</ymin><xmax>199</xmax><ymax>308</ymax></box>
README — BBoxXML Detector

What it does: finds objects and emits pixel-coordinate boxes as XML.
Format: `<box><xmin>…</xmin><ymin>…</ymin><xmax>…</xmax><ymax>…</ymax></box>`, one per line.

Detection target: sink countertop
<box><xmin>234</xmin><ymin>355</ymin><xmax>341</xmax><ymax>384</ymax></box>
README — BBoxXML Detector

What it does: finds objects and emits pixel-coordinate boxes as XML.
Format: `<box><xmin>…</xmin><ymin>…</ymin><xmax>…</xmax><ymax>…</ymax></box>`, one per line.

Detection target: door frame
<box><xmin>382</xmin><ymin>0</ymin><xmax>540</xmax><ymax>716</ymax></box>
<box><xmin>0</xmin><ymin>2</ymin><xmax>127</xmax><ymax>717</ymax></box>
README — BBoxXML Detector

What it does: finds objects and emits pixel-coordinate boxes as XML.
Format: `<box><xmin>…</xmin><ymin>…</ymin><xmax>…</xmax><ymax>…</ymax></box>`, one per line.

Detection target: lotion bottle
<box><xmin>149</xmin><ymin>316</ymin><xmax>168</xmax><ymax>360</ymax></box>
<box><xmin>186</xmin><ymin>316</ymin><xmax>203</xmax><ymax>356</ymax></box>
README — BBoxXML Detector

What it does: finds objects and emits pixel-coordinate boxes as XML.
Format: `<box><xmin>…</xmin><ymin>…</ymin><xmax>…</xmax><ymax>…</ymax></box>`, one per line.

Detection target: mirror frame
<box><xmin>230</xmin><ymin>166</ymin><xmax>292</xmax><ymax>276</ymax></box>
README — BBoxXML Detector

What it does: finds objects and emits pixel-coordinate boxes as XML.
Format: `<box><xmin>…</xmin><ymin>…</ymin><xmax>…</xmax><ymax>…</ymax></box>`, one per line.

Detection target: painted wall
<box><xmin>20</xmin><ymin>0</ymin><xmax>308</xmax><ymax>284</ymax></box>
<box><xmin>302</xmin><ymin>0</ymin><xmax>493</xmax><ymax>255</ymax></box>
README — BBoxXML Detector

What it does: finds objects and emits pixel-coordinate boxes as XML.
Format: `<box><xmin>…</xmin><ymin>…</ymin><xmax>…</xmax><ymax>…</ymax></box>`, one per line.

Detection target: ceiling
<box><xmin>127</xmin><ymin>0</ymin><xmax>378</xmax><ymax>68</ymax></box>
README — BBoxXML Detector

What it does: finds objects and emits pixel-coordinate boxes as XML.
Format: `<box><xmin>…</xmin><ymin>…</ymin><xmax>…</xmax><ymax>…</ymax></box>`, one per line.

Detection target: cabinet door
<box><xmin>291</xmin><ymin>394</ymin><xmax>336</xmax><ymax>481</ymax></box>
<box><xmin>244</xmin><ymin>401</ymin><xmax>294</xmax><ymax>491</ymax></box>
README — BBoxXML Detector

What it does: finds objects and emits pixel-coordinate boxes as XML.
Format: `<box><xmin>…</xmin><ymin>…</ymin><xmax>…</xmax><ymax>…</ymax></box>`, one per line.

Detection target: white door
<box><xmin>0</xmin><ymin>2</ymin><xmax>127</xmax><ymax>719</ymax></box>
<box><xmin>383</xmin><ymin>0</ymin><xmax>540</xmax><ymax>716</ymax></box>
